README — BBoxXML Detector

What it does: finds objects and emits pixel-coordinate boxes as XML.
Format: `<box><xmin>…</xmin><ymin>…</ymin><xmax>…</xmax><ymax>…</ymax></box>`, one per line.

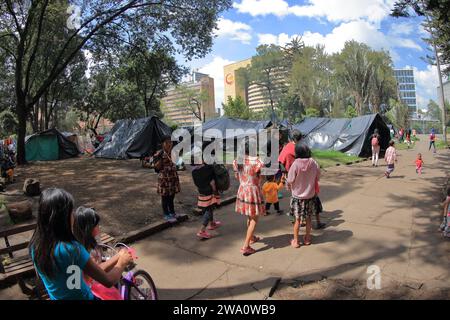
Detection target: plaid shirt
<box><xmin>385</xmin><ymin>146</ymin><xmax>397</xmax><ymax>165</ymax></box>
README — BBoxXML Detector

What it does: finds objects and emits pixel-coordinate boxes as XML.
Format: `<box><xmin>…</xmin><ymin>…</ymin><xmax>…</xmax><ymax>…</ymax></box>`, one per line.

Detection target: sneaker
<box><xmin>170</xmin><ymin>213</ymin><xmax>180</xmax><ymax>219</ymax></box>
<box><xmin>208</xmin><ymin>221</ymin><xmax>222</xmax><ymax>230</ymax></box>
<box><xmin>197</xmin><ymin>231</ymin><xmax>212</xmax><ymax>239</ymax></box>
<box><xmin>164</xmin><ymin>215</ymin><xmax>178</xmax><ymax>223</ymax></box>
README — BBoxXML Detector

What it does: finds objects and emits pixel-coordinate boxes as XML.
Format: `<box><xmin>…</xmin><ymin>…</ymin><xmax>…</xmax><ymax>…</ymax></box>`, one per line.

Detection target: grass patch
<box><xmin>436</xmin><ymin>140</ymin><xmax>450</xmax><ymax>150</ymax></box>
<box><xmin>395</xmin><ymin>141</ymin><xmax>415</xmax><ymax>150</ymax></box>
<box><xmin>312</xmin><ymin>150</ymin><xmax>362</xmax><ymax>168</ymax></box>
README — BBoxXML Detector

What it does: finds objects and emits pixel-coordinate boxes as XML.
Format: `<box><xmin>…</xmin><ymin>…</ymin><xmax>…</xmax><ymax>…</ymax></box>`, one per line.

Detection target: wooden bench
<box><xmin>0</xmin><ymin>220</ymin><xmax>116</xmax><ymax>297</ymax></box>
<box><xmin>0</xmin><ymin>220</ymin><xmax>37</xmax><ymax>293</ymax></box>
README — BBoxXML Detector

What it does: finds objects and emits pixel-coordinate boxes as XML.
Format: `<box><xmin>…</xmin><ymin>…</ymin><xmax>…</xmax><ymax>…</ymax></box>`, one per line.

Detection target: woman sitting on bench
<box><xmin>29</xmin><ymin>188</ymin><xmax>133</xmax><ymax>300</ymax></box>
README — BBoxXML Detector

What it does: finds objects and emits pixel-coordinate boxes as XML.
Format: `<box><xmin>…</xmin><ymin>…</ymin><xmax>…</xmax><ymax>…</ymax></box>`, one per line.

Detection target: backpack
<box><xmin>213</xmin><ymin>164</ymin><xmax>230</xmax><ymax>192</ymax></box>
<box><xmin>430</xmin><ymin>133</ymin><xmax>436</xmax><ymax>141</ymax></box>
<box><xmin>371</xmin><ymin>136</ymin><xmax>379</xmax><ymax>146</ymax></box>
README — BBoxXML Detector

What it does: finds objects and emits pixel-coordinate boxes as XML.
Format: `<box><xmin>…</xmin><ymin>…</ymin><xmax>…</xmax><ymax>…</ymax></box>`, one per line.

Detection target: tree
<box><xmin>334</xmin><ymin>41</ymin><xmax>374</xmax><ymax>116</ymax></box>
<box><xmin>0</xmin><ymin>0</ymin><xmax>232</xmax><ymax>164</ymax></box>
<box><xmin>0</xmin><ymin>109</ymin><xmax>17</xmax><ymax>137</ymax></box>
<box><xmin>174</xmin><ymin>84</ymin><xmax>211</xmax><ymax>123</ymax></box>
<box><xmin>289</xmin><ymin>45</ymin><xmax>333</xmax><ymax>116</ymax></box>
<box><xmin>392</xmin><ymin>0</ymin><xmax>450</xmax><ymax>72</ymax></box>
<box><xmin>304</xmin><ymin>107</ymin><xmax>320</xmax><ymax>118</ymax></box>
<box><xmin>426</xmin><ymin>99</ymin><xmax>442</xmax><ymax>121</ymax></box>
<box><xmin>368</xmin><ymin>50</ymin><xmax>398</xmax><ymax>114</ymax></box>
<box><xmin>345</xmin><ymin>105</ymin><xmax>358</xmax><ymax>118</ymax></box>
<box><xmin>222</xmin><ymin>96</ymin><xmax>250</xmax><ymax>120</ymax></box>
<box><xmin>241</xmin><ymin>45</ymin><xmax>288</xmax><ymax>114</ymax></box>
<box><xmin>386</xmin><ymin>99</ymin><xmax>410</xmax><ymax>130</ymax></box>
<box><xmin>120</xmin><ymin>43</ymin><xmax>186</xmax><ymax>118</ymax></box>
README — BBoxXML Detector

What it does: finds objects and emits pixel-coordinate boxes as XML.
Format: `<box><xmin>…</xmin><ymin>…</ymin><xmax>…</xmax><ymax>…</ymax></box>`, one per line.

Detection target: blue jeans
<box><xmin>202</xmin><ymin>207</ymin><xmax>214</xmax><ymax>227</ymax></box>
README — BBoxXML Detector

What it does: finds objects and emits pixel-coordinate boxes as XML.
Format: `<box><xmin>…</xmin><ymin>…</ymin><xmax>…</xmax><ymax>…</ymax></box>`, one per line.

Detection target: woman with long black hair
<box><xmin>29</xmin><ymin>188</ymin><xmax>133</xmax><ymax>300</ymax></box>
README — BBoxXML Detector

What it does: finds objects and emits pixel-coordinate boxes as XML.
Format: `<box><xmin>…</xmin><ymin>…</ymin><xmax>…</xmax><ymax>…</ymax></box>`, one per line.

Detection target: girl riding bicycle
<box><xmin>72</xmin><ymin>207</ymin><xmax>129</xmax><ymax>300</ymax></box>
<box><xmin>29</xmin><ymin>188</ymin><xmax>133</xmax><ymax>300</ymax></box>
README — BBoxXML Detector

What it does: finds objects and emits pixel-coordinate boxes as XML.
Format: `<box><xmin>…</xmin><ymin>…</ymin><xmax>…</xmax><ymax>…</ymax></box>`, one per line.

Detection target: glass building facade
<box><xmin>394</xmin><ymin>69</ymin><xmax>417</xmax><ymax>115</ymax></box>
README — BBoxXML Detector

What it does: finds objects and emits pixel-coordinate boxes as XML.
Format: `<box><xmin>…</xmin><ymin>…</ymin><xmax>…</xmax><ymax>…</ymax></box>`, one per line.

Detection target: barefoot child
<box><xmin>384</xmin><ymin>140</ymin><xmax>398</xmax><ymax>179</ymax></box>
<box><xmin>192</xmin><ymin>159</ymin><xmax>221</xmax><ymax>240</ymax></box>
<box><xmin>286</xmin><ymin>143</ymin><xmax>320</xmax><ymax>248</ymax></box>
<box><xmin>262</xmin><ymin>175</ymin><xmax>284</xmax><ymax>215</ymax></box>
<box><xmin>415</xmin><ymin>153</ymin><xmax>424</xmax><ymax>175</ymax></box>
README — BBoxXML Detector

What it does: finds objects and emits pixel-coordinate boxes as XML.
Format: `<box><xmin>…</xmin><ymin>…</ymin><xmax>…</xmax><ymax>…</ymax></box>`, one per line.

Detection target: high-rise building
<box><xmin>224</xmin><ymin>59</ymin><xmax>287</xmax><ymax>114</ymax></box>
<box><xmin>437</xmin><ymin>80</ymin><xmax>450</xmax><ymax>105</ymax></box>
<box><xmin>394</xmin><ymin>68</ymin><xmax>418</xmax><ymax>114</ymax></box>
<box><xmin>161</xmin><ymin>72</ymin><xmax>217</xmax><ymax>126</ymax></box>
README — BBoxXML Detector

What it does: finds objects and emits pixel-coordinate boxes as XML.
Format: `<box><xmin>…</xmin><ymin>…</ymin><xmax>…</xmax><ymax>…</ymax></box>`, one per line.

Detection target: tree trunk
<box><xmin>16</xmin><ymin>96</ymin><xmax>28</xmax><ymax>165</ymax></box>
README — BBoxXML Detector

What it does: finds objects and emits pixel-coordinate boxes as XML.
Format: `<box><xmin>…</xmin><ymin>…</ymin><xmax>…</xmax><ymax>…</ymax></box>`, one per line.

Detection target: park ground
<box><xmin>1</xmin><ymin>135</ymin><xmax>449</xmax><ymax>299</ymax></box>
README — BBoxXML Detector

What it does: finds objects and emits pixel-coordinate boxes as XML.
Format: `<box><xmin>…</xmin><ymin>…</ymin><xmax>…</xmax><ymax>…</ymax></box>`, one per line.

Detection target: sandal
<box><xmin>303</xmin><ymin>235</ymin><xmax>312</xmax><ymax>246</ymax></box>
<box><xmin>240</xmin><ymin>246</ymin><xmax>256</xmax><ymax>256</ymax></box>
<box><xmin>291</xmin><ymin>239</ymin><xmax>300</xmax><ymax>249</ymax></box>
<box><xmin>250</xmin><ymin>236</ymin><xmax>260</xmax><ymax>245</ymax></box>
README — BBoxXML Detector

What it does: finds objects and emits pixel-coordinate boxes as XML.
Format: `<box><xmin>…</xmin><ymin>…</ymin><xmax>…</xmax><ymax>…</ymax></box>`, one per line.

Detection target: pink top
<box><xmin>385</xmin><ymin>146</ymin><xmax>397</xmax><ymax>165</ymax></box>
<box><xmin>286</xmin><ymin>158</ymin><xmax>320</xmax><ymax>200</ymax></box>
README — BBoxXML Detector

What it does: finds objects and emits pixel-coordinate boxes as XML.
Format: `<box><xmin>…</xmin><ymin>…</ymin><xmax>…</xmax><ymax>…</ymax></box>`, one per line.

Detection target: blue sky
<box><xmin>180</xmin><ymin>0</ymin><xmax>441</xmax><ymax>112</ymax></box>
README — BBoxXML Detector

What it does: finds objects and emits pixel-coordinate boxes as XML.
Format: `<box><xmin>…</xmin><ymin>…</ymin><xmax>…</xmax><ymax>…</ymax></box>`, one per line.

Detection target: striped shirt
<box><xmin>385</xmin><ymin>146</ymin><xmax>397</xmax><ymax>165</ymax></box>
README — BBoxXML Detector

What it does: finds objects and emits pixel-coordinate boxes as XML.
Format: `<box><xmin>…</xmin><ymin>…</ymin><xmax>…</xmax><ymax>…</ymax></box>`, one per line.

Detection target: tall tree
<box><xmin>369</xmin><ymin>50</ymin><xmax>398</xmax><ymax>114</ymax></box>
<box><xmin>0</xmin><ymin>0</ymin><xmax>232</xmax><ymax>164</ymax></box>
<box><xmin>334</xmin><ymin>41</ymin><xmax>374</xmax><ymax>116</ymax></box>
<box><xmin>386</xmin><ymin>99</ymin><xmax>410</xmax><ymax>130</ymax></box>
<box><xmin>241</xmin><ymin>45</ymin><xmax>288</xmax><ymax>115</ymax></box>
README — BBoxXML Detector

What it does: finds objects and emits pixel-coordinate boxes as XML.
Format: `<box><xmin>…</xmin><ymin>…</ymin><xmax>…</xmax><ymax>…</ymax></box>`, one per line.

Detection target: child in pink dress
<box><xmin>233</xmin><ymin>142</ymin><xmax>266</xmax><ymax>256</ymax></box>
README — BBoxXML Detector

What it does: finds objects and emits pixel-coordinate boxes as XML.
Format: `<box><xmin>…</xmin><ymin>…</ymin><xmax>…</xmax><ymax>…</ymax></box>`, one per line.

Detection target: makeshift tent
<box><xmin>61</xmin><ymin>132</ymin><xmax>83</xmax><ymax>152</ymax></box>
<box><xmin>94</xmin><ymin>116</ymin><xmax>172</xmax><ymax>160</ymax></box>
<box><xmin>201</xmin><ymin>117</ymin><xmax>272</xmax><ymax>139</ymax></box>
<box><xmin>25</xmin><ymin>129</ymin><xmax>80</xmax><ymax>162</ymax></box>
<box><xmin>292</xmin><ymin>114</ymin><xmax>390</xmax><ymax>157</ymax></box>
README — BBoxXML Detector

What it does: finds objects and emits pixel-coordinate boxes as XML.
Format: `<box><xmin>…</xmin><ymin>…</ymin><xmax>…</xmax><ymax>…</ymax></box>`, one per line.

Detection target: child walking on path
<box><xmin>384</xmin><ymin>140</ymin><xmax>398</xmax><ymax>179</ymax></box>
<box><xmin>233</xmin><ymin>141</ymin><xmax>266</xmax><ymax>256</ymax></box>
<box><xmin>415</xmin><ymin>153</ymin><xmax>424</xmax><ymax>175</ymax></box>
<box><xmin>286</xmin><ymin>143</ymin><xmax>320</xmax><ymax>248</ymax></box>
<box><xmin>262</xmin><ymin>175</ymin><xmax>284</xmax><ymax>215</ymax></box>
<box><xmin>192</xmin><ymin>161</ymin><xmax>222</xmax><ymax>240</ymax></box>
<box><xmin>439</xmin><ymin>187</ymin><xmax>450</xmax><ymax>238</ymax></box>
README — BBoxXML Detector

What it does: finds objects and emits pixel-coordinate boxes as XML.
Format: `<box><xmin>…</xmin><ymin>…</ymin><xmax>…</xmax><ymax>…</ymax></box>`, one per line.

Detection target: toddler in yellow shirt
<box><xmin>262</xmin><ymin>175</ymin><xmax>284</xmax><ymax>215</ymax></box>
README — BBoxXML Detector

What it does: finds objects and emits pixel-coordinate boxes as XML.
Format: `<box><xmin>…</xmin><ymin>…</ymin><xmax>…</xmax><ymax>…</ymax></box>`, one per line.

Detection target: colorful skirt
<box><xmin>235</xmin><ymin>185</ymin><xmax>265</xmax><ymax>217</ymax></box>
<box><xmin>290</xmin><ymin>196</ymin><xmax>318</xmax><ymax>220</ymax></box>
<box><xmin>198</xmin><ymin>194</ymin><xmax>221</xmax><ymax>210</ymax></box>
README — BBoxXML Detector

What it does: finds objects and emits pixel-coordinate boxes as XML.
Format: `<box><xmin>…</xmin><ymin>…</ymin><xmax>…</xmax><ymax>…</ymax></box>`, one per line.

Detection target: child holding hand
<box><xmin>262</xmin><ymin>175</ymin><xmax>284</xmax><ymax>215</ymax></box>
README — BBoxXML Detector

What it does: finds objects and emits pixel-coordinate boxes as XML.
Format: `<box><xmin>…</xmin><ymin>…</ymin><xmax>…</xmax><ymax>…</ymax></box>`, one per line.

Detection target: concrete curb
<box><xmin>117</xmin><ymin>214</ymin><xmax>189</xmax><ymax>244</ymax></box>
<box><xmin>268</xmin><ymin>277</ymin><xmax>282</xmax><ymax>298</ymax></box>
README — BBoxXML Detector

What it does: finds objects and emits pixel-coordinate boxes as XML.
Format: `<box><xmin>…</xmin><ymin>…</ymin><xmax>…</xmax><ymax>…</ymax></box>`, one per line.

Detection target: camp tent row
<box><xmin>24</xmin><ymin>114</ymin><xmax>389</xmax><ymax>162</ymax></box>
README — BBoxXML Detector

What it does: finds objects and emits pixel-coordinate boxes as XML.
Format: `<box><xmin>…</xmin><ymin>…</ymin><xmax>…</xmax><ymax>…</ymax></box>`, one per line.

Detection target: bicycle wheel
<box><xmin>127</xmin><ymin>270</ymin><xmax>158</xmax><ymax>300</ymax></box>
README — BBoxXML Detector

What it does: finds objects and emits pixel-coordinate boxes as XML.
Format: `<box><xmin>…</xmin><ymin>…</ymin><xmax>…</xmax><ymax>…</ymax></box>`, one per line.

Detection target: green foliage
<box><xmin>312</xmin><ymin>150</ymin><xmax>361</xmax><ymax>168</ymax></box>
<box><xmin>345</xmin><ymin>105</ymin><xmax>358</xmax><ymax>118</ymax></box>
<box><xmin>222</xmin><ymin>96</ymin><xmax>251</xmax><ymax>120</ymax></box>
<box><xmin>386</xmin><ymin>99</ymin><xmax>410</xmax><ymax>130</ymax></box>
<box><xmin>304</xmin><ymin>108</ymin><xmax>320</xmax><ymax>118</ymax></box>
<box><xmin>0</xmin><ymin>110</ymin><xmax>18</xmax><ymax>137</ymax></box>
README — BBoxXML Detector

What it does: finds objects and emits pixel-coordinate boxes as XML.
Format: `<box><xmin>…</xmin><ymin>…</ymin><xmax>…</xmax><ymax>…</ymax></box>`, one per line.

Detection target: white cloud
<box><xmin>234</xmin><ymin>0</ymin><xmax>396</xmax><ymax>23</ymax></box>
<box><xmin>389</xmin><ymin>22</ymin><xmax>414</xmax><ymax>36</ymax></box>
<box><xmin>216</xmin><ymin>18</ymin><xmax>253</xmax><ymax>44</ymax></box>
<box><xmin>233</xmin><ymin>0</ymin><xmax>290</xmax><ymax>17</ymax></box>
<box><xmin>257</xmin><ymin>20</ymin><xmax>422</xmax><ymax>59</ymax></box>
<box><xmin>199</xmin><ymin>56</ymin><xmax>234</xmax><ymax>112</ymax></box>
<box><xmin>410</xmin><ymin>65</ymin><xmax>439</xmax><ymax>109</ymax></box>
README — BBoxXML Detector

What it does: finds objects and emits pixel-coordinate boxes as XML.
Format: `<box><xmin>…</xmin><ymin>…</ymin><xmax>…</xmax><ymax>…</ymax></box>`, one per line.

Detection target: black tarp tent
<box><xmin>292</xmin><ymin>114</ymin><xmax>390</xmax><ymax>157</ymax></box>
<box><xmin>94</xmin><ymin>116</ymin><xmax>172</xmax><ymax>160</ymax></box>
<box><xmin>201</xmin><ymin>117</ymin><xmax>272</xmax><ymax>139</ymax></box>
<box><xmin>25</xmin><ymin>128</ymin><xmax>80</xmax><ymax>162</ymax></box>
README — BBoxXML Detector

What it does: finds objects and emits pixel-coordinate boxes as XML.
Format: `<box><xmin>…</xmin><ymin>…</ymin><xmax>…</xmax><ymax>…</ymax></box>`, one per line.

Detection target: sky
<box><xmin>179</xmin><ymin>0</ymin><xmax>442</xmax><ymax>113</ymax></box>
